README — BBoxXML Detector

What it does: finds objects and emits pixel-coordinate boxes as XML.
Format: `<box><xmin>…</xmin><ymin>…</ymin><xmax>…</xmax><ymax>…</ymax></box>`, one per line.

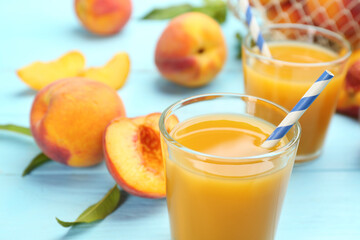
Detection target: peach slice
<box><xmin>104</xmin><ymin>113</ymin><xmax>178</xmax><ymax>198</ymax></box>
<box><xmin>17</xmin><ymin>51</ymin><xmax>85</xmax><ymax>90</ymax></box>
<box><xmin>78</xmin><ymin>52</ymin><xmax>130</xmax><ymax>90</ymax></box>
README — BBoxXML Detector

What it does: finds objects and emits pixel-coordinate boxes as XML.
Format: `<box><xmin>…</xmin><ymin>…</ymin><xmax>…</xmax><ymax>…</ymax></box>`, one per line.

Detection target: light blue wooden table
<box><xmin>1</xmin><ymin>0</ymin><xmax>360</xmax><ymax>239</ymax></box>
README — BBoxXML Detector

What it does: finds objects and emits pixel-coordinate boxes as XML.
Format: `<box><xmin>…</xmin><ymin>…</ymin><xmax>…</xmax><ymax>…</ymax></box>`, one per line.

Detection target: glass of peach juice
<box><xmin>159</xmin><ymin>93</ymin><xmax>301</xmax><ymax>240</ymax></box>
<box><xmin>243</xmin><ymin>24</ymin><xmax>351</xmax><ymax>162</ymax></box>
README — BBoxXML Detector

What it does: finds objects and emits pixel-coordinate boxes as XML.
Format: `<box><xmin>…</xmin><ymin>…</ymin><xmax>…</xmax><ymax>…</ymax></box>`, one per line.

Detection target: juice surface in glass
<box><xmin>244</xmin><ymin>42</ymin><xmax>347</xmax><ymax>161</ymax></box>
<box><xmin>165</xmin><ymin>114</ymin><xmax>294</xmax><ymax>240</ymax></box>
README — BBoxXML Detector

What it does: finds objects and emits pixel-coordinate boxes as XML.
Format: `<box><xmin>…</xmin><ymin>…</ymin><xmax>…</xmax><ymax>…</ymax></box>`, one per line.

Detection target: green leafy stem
<box><xmin>22</xmin><ymin>153</ymin><xmax>51</xmax><ymax>176</ymax></box>
<box><xmin>1</xmin><ymin>124</ymin><xmax>126</xmax><ymax>225</ymax></box>
<box><xmin>142</xmin><ymin>0</ymin><xmax>227</xmax><ymax>24</ymax></box>
<box><xmin>0</xmin><ymin>124</ymin><xmax>32</xmax><ymax>136</ymax></box>
<box><xmin>0</xmin><ymin>124</ymin><xmax>51</xmax><ymax>176</ymax></box>
<box><xmin>56</xmin><ymin>184</ymin><xmax>126</xmax><ymax>227</ymax></box>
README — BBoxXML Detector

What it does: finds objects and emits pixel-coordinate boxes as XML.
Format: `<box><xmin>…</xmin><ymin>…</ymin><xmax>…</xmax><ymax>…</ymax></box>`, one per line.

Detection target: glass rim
<box><xmin>159</xmin><ymin>93</ymin><xmax>301</xmax><ymax>163</ymax></box>
<box><xmin>243</xmin><ymin>23</ymin><xmax>352</xmax><ymax>68</ymax></box>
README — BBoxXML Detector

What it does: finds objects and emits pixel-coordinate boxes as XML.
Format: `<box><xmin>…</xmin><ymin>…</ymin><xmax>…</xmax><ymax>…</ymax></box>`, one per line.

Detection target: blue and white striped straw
<box><xmin>238</xmin><ymin>0</ymin><xmax>272</xmax><ymax>58</ymax></box>
<box><xmin>261</xmin><ymin>70</ymin><xmax>334</xmax><ymax>149</ymax></box>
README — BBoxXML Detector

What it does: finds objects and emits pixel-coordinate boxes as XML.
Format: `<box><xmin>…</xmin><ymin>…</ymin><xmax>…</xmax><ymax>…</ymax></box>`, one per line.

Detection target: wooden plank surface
<box><xmin>1</xmin><ymin>0</ymin><xmax>359</xmax><ymax>239</ymax></box>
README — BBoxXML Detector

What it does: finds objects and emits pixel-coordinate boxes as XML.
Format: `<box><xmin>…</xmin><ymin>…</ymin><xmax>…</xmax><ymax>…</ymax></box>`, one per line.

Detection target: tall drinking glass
<box><xmin>243</xmin><ymin>24</ymin><xmax>351</xmax><ymax>162</ymax></box>
<box><xmin>159</xmin><ymin>93</ymin><xmax>301</xmax><ymax>240</ymax></box>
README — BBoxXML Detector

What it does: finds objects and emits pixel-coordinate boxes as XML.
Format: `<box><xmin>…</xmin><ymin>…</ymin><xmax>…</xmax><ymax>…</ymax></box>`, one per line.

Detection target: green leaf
<box><xmin>0</xmin><ymin>124</ymin><xmax>32</xmax><ymax>136</ymax></box>
<box><xmin>56</xmin><ymin>184</ymin><xmax>124</xmax><ymax>227</ymax></box>
<box><xmin>194</xmin><ymin>0</ymin><xmax>227</xmax><ymax>24</ymax></box>
<box><xmin>235</xmin><ymin>32</ymin><xmax>243</xmax><ymax>59</ymax></box>
<box><xmin>142</xmin><ymin>4</ymin><xmax>193</xmax><ymax>20</ymax></box>
<box><xmin>235</xmin><ymin>32</ymin><xmax>257</xmax><ymax>59</ymax></box>
<box><xmin>141</xmin><ymin>0</ymin><xmax>227</xmax><ymax>24</ymax></box>
<box><xmin>22</xmin><ymin>152</ymin><xmax>51</xmax><ymax>177</ymax></box>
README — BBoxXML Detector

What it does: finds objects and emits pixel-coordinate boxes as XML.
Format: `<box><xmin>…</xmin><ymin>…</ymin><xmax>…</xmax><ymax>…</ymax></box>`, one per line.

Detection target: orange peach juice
<box><xmin>165</xmin><ymin>114</ymin><xmax>296</xmax><ymax>240</ymax></box>
<box><xmin>244</xmin><ymin>42</ymin><xmax>347</xmax><ymax>161</ymax></box>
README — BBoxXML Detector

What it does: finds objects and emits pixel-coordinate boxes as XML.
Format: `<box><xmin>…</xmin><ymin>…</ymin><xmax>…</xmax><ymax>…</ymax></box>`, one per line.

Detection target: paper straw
<box><xmin>261</xmin><ymin>70</ymin><xmax>334</xmax><ymax>149</ymax></box>
<box><xmin>238</xmin><ymin>0</ymin><xmax>272</xmax><ymax>58</ymax></box>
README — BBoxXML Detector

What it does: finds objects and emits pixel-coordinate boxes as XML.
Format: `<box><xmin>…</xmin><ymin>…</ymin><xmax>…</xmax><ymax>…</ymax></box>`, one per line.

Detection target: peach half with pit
<box><xmin>30</xmin><ymin>78</ymin><xmax>126</xmax><ymax>167</ymax></box>
<box><xmin>104</xmin><ymin>113</ymin><xmax>178</xmax><ymax>198</ymax></box>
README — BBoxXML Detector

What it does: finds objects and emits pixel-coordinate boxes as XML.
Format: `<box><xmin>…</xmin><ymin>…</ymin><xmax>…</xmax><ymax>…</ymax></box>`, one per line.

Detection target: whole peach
<box><xmin>75</xmin><ymin>0</ymin><xmax>132</xmax><ymax>36</ymax></box>
<box><xmin>155</xmin><ymin>12</ymin><xmax>227</xmax><ymax>87</ymax></box>
<box><xmin>30</xmin><ymin>78</ymin><xmax>126</xmax><ymax>167</ymax></box>
<box><xmin>337</xmin><ymin>59</ymin><xmax>360</xmax><ymax>119</ymax></box>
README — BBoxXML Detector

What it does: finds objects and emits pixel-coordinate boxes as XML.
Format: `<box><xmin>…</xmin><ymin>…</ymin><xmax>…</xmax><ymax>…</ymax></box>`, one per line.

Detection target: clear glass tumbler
<box><xmin>242</xmin><ymin>23</ymin><xmax>351</xmax><ymax>162</ymax></box>
<box><xmin>159</xmin><ymin>93</ymin><xmax>301</xmax><ymax>240</ymax></box>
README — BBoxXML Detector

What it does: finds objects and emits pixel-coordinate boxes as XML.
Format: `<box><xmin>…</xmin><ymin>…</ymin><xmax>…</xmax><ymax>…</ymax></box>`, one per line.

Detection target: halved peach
<box><xmin>144</xmin><ymin>112</ymin><xmax>178</xmax><ymax>132</ymax></box>
<box><xmin>104</xmin><ymin>113</ymin><xmax>178</xmax><ymax>198</ymax></box>
<box><xmin>78</xmin><ymin>52</ymin><xmax>130</xmax><ymax>90</ymax></box>
<box><xmin>17</xmin><ymin>51</ymin><xmax>85</xmax><ymax>90</ymax></box>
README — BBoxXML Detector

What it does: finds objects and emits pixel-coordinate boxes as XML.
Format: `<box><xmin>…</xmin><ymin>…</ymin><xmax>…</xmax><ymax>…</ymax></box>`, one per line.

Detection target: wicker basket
<box><xmin>228</xmin><ymin>0</ymin><xmax>360</xmax><ymax>50</ymax></box>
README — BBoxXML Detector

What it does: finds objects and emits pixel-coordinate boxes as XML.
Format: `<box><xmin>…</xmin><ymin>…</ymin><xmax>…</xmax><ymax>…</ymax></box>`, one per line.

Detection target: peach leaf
<box><xmin>0</xmin><ymin>124</ymin><xmax>32</xmax><ymax>136</ymax></box>
<box><xmin>56</xmin><ymin>184</ymin><xmax>126</xmax><ymax>227</ymax></box>
<box><xmin>22</xmin><ymin>153</ymin><xmax>51</xmax><ymax>177</ymax></box>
